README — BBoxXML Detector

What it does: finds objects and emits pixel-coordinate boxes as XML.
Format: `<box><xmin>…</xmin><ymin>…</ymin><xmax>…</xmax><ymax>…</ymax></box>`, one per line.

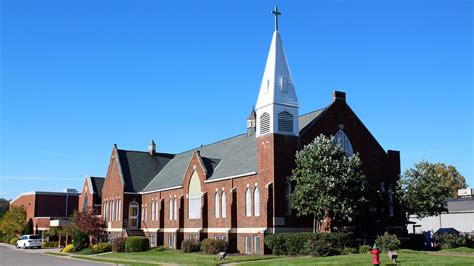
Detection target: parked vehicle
<box><xmin>16</xmin><ymin>235</ymin><xmax>42</xmax><ymax>249</ymax></box>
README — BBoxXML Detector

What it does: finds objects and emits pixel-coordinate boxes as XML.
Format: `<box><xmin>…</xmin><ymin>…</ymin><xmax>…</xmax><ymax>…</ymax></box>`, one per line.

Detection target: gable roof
<box><xmin>89</xmin><ymin>176</ymin><xmax>105</xmax><ymax>199</ymax></box>
<box><xmin>116</xmin><ymin>150</ymin><xmax>174</xmax><ymax>192</ymax></box>
<box><xmin>141</xmin><ymin>108</ymin><xmax>326</xmax><ymax>193</ymax></box>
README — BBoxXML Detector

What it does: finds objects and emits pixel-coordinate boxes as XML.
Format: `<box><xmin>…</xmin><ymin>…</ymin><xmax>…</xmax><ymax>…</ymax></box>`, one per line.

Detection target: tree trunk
<box><xmin>313</xmin><ymin>215</ymin><xmax>316</xmax><ymax>233</ymax></box>
<box><xmin>58</xmin><ymin>235</ymin><xmax>62</xmax><ymax>248</ymax></box>
<box><xmin>321</xmin><ymin>210</ymin><xmax>332</xmax><ymax>232</ymax></box>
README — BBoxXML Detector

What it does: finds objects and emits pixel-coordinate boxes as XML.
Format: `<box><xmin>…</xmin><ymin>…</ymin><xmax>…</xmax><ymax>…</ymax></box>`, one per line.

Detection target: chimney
<box><xmin>148</xmin><ymin>140</ymin><xmax>156</xmax><ymax>155</ymax></box>
<box><xmin>247</xmin><ymin>108</ymin><xmax>256</xmax><ymax>136</ymax></box>
<box><xmin>333</xmin><ymin>91</ymin><xmax>346</xmax><ymax>102</ymax></box>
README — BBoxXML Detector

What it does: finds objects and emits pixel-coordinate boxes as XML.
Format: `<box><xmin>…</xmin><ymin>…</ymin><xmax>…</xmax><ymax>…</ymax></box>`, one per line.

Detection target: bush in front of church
<box><xmin>200</xmin><ymin>238</ymin><xmax>227</xmax><ymax>254</ymax></box>
<box><xmin>72</xmin><ymin>231</ymin><xmax>89</xmax><ymax>252</ymax></box>
<box><xmin>125</xmin><ymin>236</ymin><xmax>150</xmax><ymax>252</ymax></box>
<box><xmin>265</xmin><ymin>232</ymin><xmax>355</xmax><ymax>256</ymax></box>
<box><xmin>181</xmin><ymin>239</ymin><xmax>201</xmax><ymax>253</ymax></box>
<box><xmin>112</xmin><ymin>237</ymin><xmax>127</xmax><ymax>252</ymax></box>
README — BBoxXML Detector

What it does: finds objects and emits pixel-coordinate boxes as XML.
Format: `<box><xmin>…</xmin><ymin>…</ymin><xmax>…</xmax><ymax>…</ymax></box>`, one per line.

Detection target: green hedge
<box><xmin>181</xmin><ymin>239</ymin><xmax>201</xmax><ymax>253</ymax></box>
<box><xmin>265</xmin><ymin>232</ymin><xmax>355</xmax><ymax>256</ymax></box>
<box><xmin>200</xmin><ymin>239</ymin><xmax>227</xmax><ymax>255</ymax></box>
<box><xmin>125</xmin><ymin>236</ymin><xmax>150</xmax><ymax>252</ymax></box>
<box><xmin>112</xmin><ymin>237</ymin><xmax>127</xmax><ymax>252</ymax></box>
<box><xmin>436</xmin><ymin>234</ymin><xmax>467</xmax><ymax>249</ymax></box>
<box><xmin>41</xmin><ymin>241</ymin><xmax>59</xmax><ymax>248</ymax></box>
<box><xmin>91</xmin><ymin>243</ymin><xmax>112</xmax><ymax>253</ymax></box>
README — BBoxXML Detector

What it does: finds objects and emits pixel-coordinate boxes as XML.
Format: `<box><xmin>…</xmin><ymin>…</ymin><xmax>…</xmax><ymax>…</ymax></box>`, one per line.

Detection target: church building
<box><xmin>94</xmin><ymin>7</ymin><xmax>404</xmax><ymax>255</ymax></box>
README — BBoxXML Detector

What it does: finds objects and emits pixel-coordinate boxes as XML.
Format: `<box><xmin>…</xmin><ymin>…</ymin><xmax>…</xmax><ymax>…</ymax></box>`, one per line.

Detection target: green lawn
<box><xmin>440</xmin><ymin>247</ymin><xmax>474</xmax><ymax>254</ymax></box>
<box><xmin>82</xmin><ymin>249</ymin><xmax>276</xmax><ymax>265</ymax></box>
<box><xmin>63</xmin><ymin>249</ymin><xmax>474</xmax><ymax>265</ymax></box>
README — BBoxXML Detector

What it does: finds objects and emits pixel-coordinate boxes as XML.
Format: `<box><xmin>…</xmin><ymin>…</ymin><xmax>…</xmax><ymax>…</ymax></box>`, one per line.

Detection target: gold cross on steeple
<box><xmin>272</xmin><ymin>6</ymin><xmax>281</xmax><ymax>32</ymax></box>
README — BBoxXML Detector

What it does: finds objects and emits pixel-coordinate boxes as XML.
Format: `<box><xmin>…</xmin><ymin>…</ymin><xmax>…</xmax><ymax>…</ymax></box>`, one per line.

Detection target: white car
<box><xmin>16</xmin><ymin>235</ymin><xmax>42</xmax><ymax>249</ymax></box>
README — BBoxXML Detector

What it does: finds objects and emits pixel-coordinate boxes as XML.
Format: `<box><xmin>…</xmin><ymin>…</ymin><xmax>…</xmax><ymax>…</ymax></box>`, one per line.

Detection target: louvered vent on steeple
<box><xmin>278</xmin><ymin>111</ymin><xmax>293</xmax><ymax>133</ymax></box>
<box><xmin>260</xmin><ymin>112</ymin><xmax>270</xmax><ymax>135</ymax></box>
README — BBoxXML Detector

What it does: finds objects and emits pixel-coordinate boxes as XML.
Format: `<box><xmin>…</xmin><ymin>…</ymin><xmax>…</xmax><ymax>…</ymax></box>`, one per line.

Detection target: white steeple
<box><xmin>255</xmin><ymin>6</ymin><xmax>299</xmax><ymax>138</ymax></box>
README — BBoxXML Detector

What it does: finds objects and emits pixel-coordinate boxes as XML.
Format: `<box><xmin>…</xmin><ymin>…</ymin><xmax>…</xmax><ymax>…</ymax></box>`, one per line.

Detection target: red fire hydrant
<box><xmin>370</xmin><ymin>243</ymin><xmax>380</xmax><ymax>265</ymax></box>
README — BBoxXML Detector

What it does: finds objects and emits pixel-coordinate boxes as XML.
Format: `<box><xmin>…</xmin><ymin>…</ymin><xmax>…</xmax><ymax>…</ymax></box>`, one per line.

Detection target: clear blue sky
<box><xmin>1</xmin><ymin>0</ymin><xmax>472</xmax><ymax>200</ymax></box>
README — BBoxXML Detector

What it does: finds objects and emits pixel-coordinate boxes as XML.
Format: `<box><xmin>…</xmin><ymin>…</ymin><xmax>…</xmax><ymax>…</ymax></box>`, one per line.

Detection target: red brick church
<box><xmin>90</xmin><ymin>8</ymin><xmax>404</xmax><ymax>254</ymax></box>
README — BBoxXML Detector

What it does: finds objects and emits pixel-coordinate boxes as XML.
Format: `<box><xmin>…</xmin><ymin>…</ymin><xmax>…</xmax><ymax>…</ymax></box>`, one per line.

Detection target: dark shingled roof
<box><xmin>447</xmin><ymin>197</ymin><xmax>474</xmax><ymax>212</ymax></box>
<box><xmin>90</xmin><ymin>176</ymin><xmax>105</xmax><ymax>199</ymax></box>
<box><xmin>142</xmin><ymin>108</ymin><xmax>326</xmax><ymax>192</ymax></box>
<box><xmin>117</xmin><ymin>150</ymin><xmax>174</xmax><ymax>192</ymax></box>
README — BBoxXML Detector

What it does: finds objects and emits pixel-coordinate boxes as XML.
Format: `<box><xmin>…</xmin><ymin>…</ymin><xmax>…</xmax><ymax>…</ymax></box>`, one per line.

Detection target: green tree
<box><xmin>398</xmin><ymin>160</ymin><xmax>452</xmax><ymax>218</ymax></box>
<box><xmin>23</xmin><ymin>218</ymin><xmax>34</xmax><ymax>234</ymax></box>
<box><xmin>0</xmin><ymin>198</ymin><xmax>9</xmax><ymax>218</ymax></box>
<box><xmin>0</xmin><ymin>206</ymin><xmax>27</xmax><ymax>240</ymax></box>
<box><xmin>290</xmin><ymin>134</ymin><xmax>367</xmax><ymax>232</ymax></box>
<box><xmin>435</xmin><ymin>163</ymin><xmax>467</xmax><ymax>198</ymax></box>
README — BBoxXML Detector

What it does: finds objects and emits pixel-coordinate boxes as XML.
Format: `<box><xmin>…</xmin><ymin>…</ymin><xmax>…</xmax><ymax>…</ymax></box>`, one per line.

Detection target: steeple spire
<box><xmin>255</xmin><ymin>7</ymin><xmax>299</xmax><ymax>137</ymax></box>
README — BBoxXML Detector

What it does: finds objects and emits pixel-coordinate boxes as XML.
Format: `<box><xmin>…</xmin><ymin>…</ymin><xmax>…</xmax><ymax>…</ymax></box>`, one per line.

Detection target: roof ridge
<box><xmin>175</xmin><ymin>133</ymin><xmax>248</xmax><ymax>155</ymax></box>
<box><xmin>116</xmin><ymin>149</ymin><xmax>176</xmax><ymax>157</ymax></box>
<box><xmin>299</xmin><ymin>107</ymin><xmax>326</xmax><ymax>117</ymax></box>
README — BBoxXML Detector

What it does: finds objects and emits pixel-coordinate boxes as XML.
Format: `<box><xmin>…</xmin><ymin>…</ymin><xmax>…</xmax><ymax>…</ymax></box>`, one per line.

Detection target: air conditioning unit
<box><xmin>457</xmin><ymin>188</ymin><xmax>473</xmax><ymax>197</ymax></box>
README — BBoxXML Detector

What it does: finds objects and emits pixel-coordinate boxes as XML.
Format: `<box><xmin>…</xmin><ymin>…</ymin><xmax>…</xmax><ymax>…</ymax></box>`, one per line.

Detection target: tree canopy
<box><xmin>0</xmin><ymin>206</ymin><xmax>27</xmax><ymax>239</ymax></box>
<box><xmin>398</xmin><ymin>160</ymin><xmax>454</xmax><ymax>218</ymax></box>
<box><xmin>73</xmin><ymin>208</ymin><xmax>104</xmax><ymax>244</ymax></box>
<box><xmin>435</xmin><ymin>163</ymin><xmax>467</xmax><ymax>198</ymax></box>
<box><xmin>289</xmin><ymin>134</ymin><xmax>367</xmax><ymax>232</ymax></box>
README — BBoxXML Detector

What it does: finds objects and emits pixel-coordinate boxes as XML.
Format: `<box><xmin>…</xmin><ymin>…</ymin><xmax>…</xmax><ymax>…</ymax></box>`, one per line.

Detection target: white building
<box><xmin>408</xmin><ymin>189</ymin><xmax>474</xmax><ymax>237</ymax></box>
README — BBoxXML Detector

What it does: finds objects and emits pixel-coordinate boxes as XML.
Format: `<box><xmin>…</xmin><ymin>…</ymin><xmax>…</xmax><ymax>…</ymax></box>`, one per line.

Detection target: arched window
<box><xmin>116</xmin><ymin>199</ymin><xmax>120</xmax><ymax>221</ymax></box>
<box><xmin>188</xmin><ymin>171</ymin><xmax>202</xmax><ymax>219</ymax></box>
<box><xmin>335</xmin><ymin>129</ymin><xmax>353</xmax><ymax>156</ymax></box>
<box><xmin>254</xmin><ymin>187</ymin><xmax>260</xmax><ymax>217</ymax></box>
<box><xmin>151</xmin><ymin>200</ymin><xmax>155</xmax><ymax>221</ymax></box>
<box><xmin>169</xmin><ymin>198</ymin><xmax>173</xmax><ymax>221</ymax></box>
<box><xmin>83</xmin><ymin>195</ymin><xmax>88</xmax><ymax>211</ymax></box>
<box><xmin>278</xmin><ymin>111</ymin><xmax>293</xmax><ymax>133</ymax></box>
<box><xmin>245</xmin><ymin>188</ymin><xmax>252</xmax><ymax>217</ymax></box>
<box><xmin>285</xmin><ymin>180</ymin><xmax>292</xmax><ymax>215</ymax></box>
<box><xmin>144</xmin><ymin>205</ymin><xmax>148</xmax><ymax>221</ymax></box>
<box><xmin>141</xmin><ymin>205</ymin><xmax>145</xmax><ymax>221</ymax></box>
<box><xmin>215</xmin><ymin>192</ymin><xmax>220</xmax><ymax>218</ymax></box>
<box><xmin>221</xmin><ymin>192</ymin><xmax>227</xmax><ymax>218</ymax></box>
<box><xmin>117</xmin><ymin>199</ymin><xmax>121</xmax><ymax>222</ymax></box>
<box><xmin>128</xmin><ymin>201</ymin><xmax>139</xmax><ymax>228</ymax></box>
<box><xmin>260</xmin><ymin>112</ymin><xmax>270</xmax><ymax>135</ymax></box>
<box><xmin>103</xmin><ymin>200</ymin><xmax>107</xmax><ymax>221</ymax></box>
<box><xmin>110</xmin><ymin>200</ymin><xmax>114</xmax><ymax>222</ymax></box>
<box><xmin>173</xmin><ymin>198</ymin><xmax>178</xmax><ymax>220</ymax></box>
<box><xmin>155</xmin><ymin>200</ymin><xmax>159</xmax><ymax>221</ymax></box>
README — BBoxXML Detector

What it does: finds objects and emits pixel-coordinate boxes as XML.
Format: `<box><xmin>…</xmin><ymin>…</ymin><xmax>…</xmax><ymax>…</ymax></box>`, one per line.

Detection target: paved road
<box><xmin>0</xmin><ymin>245</ymin><xmax>111</xmax><ymax>266</ymax></box>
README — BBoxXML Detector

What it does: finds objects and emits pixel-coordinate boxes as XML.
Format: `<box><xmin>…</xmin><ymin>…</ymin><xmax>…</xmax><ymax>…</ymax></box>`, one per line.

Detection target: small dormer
<box><xmin>247</xmin><ymin>109</ymin><xmax>256</xmax><ymax>136</ymax></box>
<box><xmin>148</xmin><ymin>140</ymin><xmax>156</xmax><ymax>155</ymax></box>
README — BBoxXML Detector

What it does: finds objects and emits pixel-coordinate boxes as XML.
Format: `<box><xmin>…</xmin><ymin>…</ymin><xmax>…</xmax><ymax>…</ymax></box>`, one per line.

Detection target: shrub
<box><xmin>9</xmin><ymin>237</ymin><xmax>18</xmax><ymax>245</ymax></box>
<box><xmin>200</xmin><ymin>239</ymin><xmax>227</xmax><ymax>255</ymax></box>
<box><xmin>265</xmin><ymin>232</ymin><xmax>354</xmax><ymax>256</ymax></box>
<box><xmin>309</xmin><ymin>238</ymin><xmax>335</xmax><ymax>257</ymax></box>
<box><xmin>41</xmin><ymin>241</ymin><xmax>59</xmax><ymax>248</ymax></box>
<box><xmin>73</xmin><ymin>231</ymin><xmax>89</xmax><ymax>252</ymax></box>
<box><xmin>358</xmin><ymin>245</ymin><xmax>371</xmax><ymax>254</ymax></box>
<box><xmin>376</xmin><ymin>232</ymin><xmax>400</xmax><ymax>252</ymax></box>
<box><xmin>181</xmin><ymin>239</ymin><xmax>201</xmax><ymax>253</ymax></box>
<box><xmin>403</xmin><ymin>234</ymin><xmax>426</xmax><ymax>250</ymax></box>
<box><xmin>112</xmin><ymin>237</ymin><xmax>127</xmax><ymax>252</ymax></box>
<box><xmin>125</xmin><ymin>236</ymin><xmax>150</xmax><ymax>252</ymax></box>
<box><xmin>62</xmin><ymin>244</ymin><xmax>74</xmax><ymax>253</ymax></box>
<box><xmin>436</xmin><ymin>234</ymin><xmax>467</xmax><ymax>249</ymax></box>
<box><xmin>91</xmin><ymin>243</ymin><xmax>112</xmax><ymax>253</ymax></box>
